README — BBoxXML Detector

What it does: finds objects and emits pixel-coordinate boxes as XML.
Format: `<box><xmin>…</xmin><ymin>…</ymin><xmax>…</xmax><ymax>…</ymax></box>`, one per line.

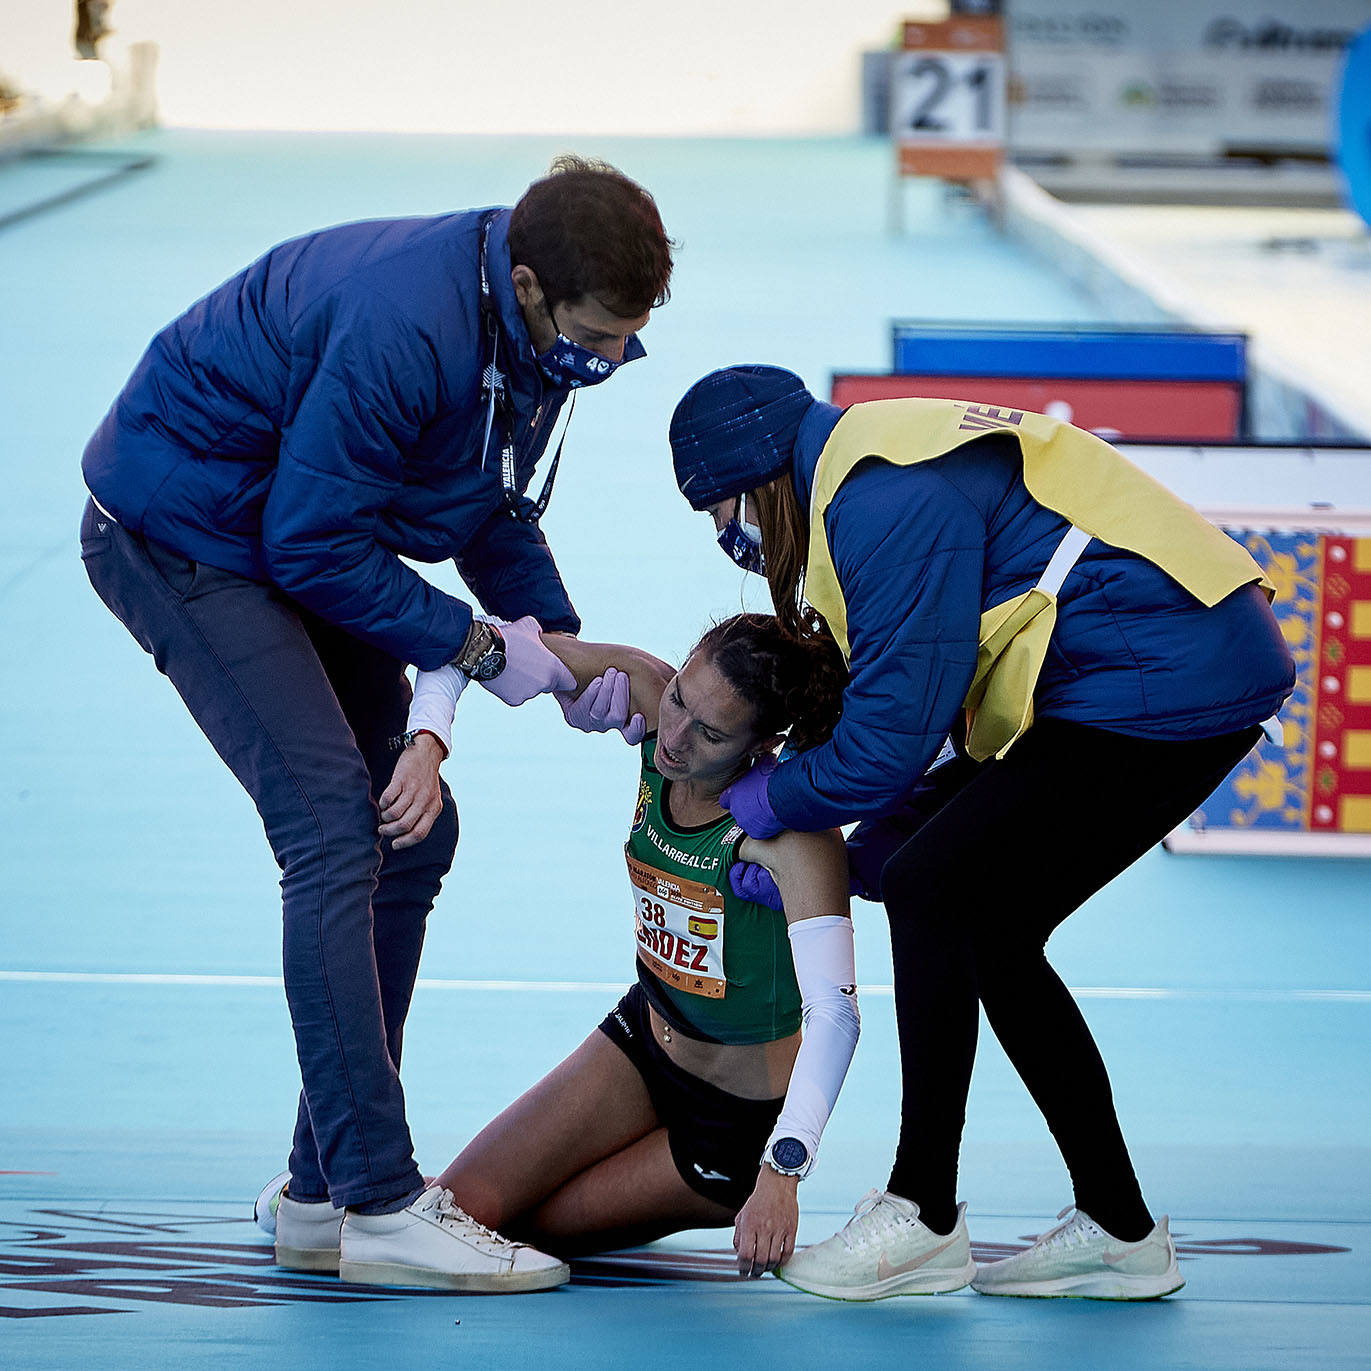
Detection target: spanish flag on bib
<box><xmin>804</xmin><ymin>400</ymin><xmax>1273</xmax><ymax>764</ymax></box>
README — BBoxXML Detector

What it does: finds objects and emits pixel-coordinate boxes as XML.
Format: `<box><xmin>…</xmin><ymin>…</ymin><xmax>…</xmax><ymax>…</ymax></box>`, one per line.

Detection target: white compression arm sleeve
<box><xmin>406</xmin><ymin>665</ymin><xmax>468</xmax><ymax>758</ymax></box>
<box><xmin>765</xmin><ymin>914</ymin><xmax>861</xmax><ymax>1171</ymax></box>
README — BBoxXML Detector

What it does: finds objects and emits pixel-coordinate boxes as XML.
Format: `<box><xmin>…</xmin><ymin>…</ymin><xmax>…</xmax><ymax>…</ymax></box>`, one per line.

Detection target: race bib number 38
<box><xmin>627</xmin><ymin>853</ymin><xmax>727</xmax><ymax>998</ymax></box>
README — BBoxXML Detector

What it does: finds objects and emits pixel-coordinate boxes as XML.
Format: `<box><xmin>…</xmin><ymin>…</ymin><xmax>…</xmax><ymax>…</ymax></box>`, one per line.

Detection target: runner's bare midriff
<box><xmin>647</xmin><ymin>1002</ymin><xmax>799</xmax><ymax>1100</ymax></box>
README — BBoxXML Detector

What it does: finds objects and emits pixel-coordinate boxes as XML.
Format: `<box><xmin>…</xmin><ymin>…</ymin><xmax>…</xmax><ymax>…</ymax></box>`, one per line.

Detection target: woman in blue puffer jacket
<box><xmin>669</xmin><ymin>365</ymin><xmax>1294</xmax><ymax>1303</ymax></box>
<box><xmin>80</xmin><ymin>157</ymin><xmax>673</xmax><ymax>1293</ymax></box>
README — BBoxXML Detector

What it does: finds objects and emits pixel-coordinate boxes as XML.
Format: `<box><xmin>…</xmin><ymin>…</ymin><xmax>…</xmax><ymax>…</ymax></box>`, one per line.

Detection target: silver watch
<box><xmin>453</xmin><ymin>621</ymin><xmax>507</xmax><ymax>682</ymax></box>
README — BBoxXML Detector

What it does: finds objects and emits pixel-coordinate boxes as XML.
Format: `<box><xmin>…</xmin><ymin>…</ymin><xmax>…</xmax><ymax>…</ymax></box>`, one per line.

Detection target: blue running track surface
<box><xmin>1</xmin><ymin>131</ymin><xmax>1367</xmax><ymax>1369</ymax></box>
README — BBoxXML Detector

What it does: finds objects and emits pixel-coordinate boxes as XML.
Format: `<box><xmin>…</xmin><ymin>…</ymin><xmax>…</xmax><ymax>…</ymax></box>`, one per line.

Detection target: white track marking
<box><xmin>0</xmin><ymin>971</ymin><xmax>1367</xmax><ymax>1002</ymax></box>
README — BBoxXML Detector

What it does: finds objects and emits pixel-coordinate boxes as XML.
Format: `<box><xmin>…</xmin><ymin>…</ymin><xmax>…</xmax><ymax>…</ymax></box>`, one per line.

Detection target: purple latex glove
<box><xmin>720</xmin><ymin>755</ymin><xmax>784</xmax><ymax>839</ymax></box>
<box><xmin>556</xmin><ymin>667</ymin><xmax>647</xmax><ymax>744</ymax></box>
<box><xmin>729</xmin><ymin>860</ymin><xmax>783</xmax><ymax>911</ymax></box>
<box><xmin>477</xmin><ymin>616</ymin><xmax>576</xmax><ymax>706</ymax></box>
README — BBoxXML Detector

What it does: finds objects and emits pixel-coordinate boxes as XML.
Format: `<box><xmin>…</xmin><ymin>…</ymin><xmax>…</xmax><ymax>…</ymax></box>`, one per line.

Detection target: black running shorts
<box><xmin>598</xmin><ymin>983</ymin><xmax>784</xmax><ymax>1213</ymax></box>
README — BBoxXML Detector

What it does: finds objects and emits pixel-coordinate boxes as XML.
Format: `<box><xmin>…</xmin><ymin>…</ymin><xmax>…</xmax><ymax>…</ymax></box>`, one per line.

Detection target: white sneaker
<box><xmin>339</xmin><ymin>1185</ymin><xmax>570</xmax><ymax>1293</ymax></box>
<box><xmin>253</xmin><ymin>1169</ymin><xmax>291</xmax><ymax>1237</ymax></box>
<box><xmin>274</xmin><ymin>1191</ymin><xmax>344</xmax><ymax>1273</ymax></box>
<box><xmin>777</xmin><ymin>1190</ymin><xmax>976</xmax><ymax>1300</ymax></box>
<box><xmin>971</xmin><ymin>1207</ymin><xmax>1184</xmax><ymax>1300</ymax></box>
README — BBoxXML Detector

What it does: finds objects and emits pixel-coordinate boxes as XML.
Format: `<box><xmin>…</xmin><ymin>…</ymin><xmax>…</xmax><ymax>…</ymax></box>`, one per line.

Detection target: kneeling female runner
<box><xmin>379</xmin><ymin>613</ymin><xmax>873</xmax><ymax>1283</ymax></box>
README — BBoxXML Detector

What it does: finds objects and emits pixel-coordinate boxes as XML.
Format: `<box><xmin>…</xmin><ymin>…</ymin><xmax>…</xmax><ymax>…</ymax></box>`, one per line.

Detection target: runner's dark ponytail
<box><xmin>691</xmin><ymin>613</ymin><xmax>846</xmax><ymax>753</ymax></box>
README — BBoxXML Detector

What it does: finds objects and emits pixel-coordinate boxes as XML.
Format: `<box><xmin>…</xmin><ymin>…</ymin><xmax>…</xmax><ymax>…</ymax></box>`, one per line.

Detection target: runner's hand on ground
<box><xmin>733</xmin><ymin>1167</ymin><xmax>799</xmax><ymax>1277</ymax></box>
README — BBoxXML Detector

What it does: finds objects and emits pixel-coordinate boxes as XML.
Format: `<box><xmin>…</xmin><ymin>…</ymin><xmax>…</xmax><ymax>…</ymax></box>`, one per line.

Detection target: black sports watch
<box><xmin>454</xmin><ymin>621</ymin><xmax>507</xmax><ymax>682</ymax></box>
<box><xmin>763</xmin><ymin>1136</ymin><xmax>812</xmax><ymax>1179</ymax></box>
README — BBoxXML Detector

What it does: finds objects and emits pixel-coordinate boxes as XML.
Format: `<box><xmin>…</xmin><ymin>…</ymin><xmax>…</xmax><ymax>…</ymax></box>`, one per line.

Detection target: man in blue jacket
<box><xmin>80</xmin><ymin>156</ymin><xmax>674</xmax><ymax>1292</ymax></box>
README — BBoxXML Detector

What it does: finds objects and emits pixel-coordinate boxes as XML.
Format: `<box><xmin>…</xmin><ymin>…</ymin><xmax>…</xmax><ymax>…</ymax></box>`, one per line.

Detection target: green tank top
<box><xmin>625</xmin><ymin>737</ymin><xmax>801</xmax><ymax>1045</ymax></box>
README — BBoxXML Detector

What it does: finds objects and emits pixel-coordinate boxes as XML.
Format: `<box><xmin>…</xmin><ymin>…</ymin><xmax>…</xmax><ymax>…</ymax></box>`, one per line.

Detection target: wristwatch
<box><xmin>762</xmin><ymin>1136</ymin><xmax>813</xmax><ymax>1179</ymax></box>
<box><xmin>453</xmin><ymin>621</ymin><xmax>507</xmax><ymax>682</ymax></box>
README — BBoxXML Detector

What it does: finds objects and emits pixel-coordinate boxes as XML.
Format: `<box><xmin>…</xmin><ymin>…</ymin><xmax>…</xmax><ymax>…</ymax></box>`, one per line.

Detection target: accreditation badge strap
<box><xmin>477</xmin><ymin>214</ymin><xmax>571</xmax><ymax>525</ymax></box>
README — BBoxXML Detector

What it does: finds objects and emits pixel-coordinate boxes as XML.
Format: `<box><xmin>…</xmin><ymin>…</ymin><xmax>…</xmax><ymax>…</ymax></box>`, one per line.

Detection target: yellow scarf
<box><xmin>804</xmin><ymin>399</ymin><xmax>1271</xmax><ymax>761</ymax></box>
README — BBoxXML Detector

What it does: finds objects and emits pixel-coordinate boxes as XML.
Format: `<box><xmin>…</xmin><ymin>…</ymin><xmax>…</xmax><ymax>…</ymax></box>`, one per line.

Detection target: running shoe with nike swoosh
<box><xmin>971</xmin><ymin>1207</ymin><xmax>1184</xmax><ymax>1300</ymax></box>
<box><xmin>776</xmin><ymin>1190</ymin><xmax>975</xmax><ymax>1300</ymax></box>
<box><xmin>253</xmin><ymin>1169</ymin><xmax>291</xmax><ymax>1237</ymax></box>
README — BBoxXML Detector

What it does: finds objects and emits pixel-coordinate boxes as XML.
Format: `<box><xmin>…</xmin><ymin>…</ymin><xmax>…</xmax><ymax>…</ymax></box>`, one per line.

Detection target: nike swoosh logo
<box><xmin>1101</xmin><ymin>1248</ymin><xmax>1152</xmax><ymax>1267</ymax></box>
<box><xmin>692</xmin><ymin>1163</ymin><xmax>731</xmax><ymax>1183</ymax></box>
<box><xmin>876</xmin><ymin>1236</ymin><xmax>958</xmax><ymax>1281</ymax></box>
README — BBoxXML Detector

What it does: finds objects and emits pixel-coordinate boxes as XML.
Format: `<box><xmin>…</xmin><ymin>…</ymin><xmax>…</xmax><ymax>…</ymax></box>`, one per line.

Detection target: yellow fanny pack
<box><xmin>962</xmin><ymin>525</ymin><xmax>1090</xmax><ymax>760</ymax></box>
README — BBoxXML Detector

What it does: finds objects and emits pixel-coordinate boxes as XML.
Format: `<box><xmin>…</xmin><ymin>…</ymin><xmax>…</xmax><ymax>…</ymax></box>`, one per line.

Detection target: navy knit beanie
<box><xmin>670</xmin><ymin>365</ymin><xmax>814</xmax><ymax>511</ymax></box>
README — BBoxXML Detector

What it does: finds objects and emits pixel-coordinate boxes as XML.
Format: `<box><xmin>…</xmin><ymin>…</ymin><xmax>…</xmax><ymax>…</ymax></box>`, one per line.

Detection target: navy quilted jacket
<box><xmin>768</xmin><ymin>402</ymin><xmax>1295</xmax><ymax>831</ymax></box>
<box><xmin>82</xmin><ymin>209</ymin><xmax>585</xmax><ymax>669</ymax></box>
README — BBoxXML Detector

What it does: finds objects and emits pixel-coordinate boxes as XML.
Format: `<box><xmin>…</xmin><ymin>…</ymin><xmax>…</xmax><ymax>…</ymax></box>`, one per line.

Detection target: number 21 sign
<box><xmin>893</xmin><ymin>17</ymin><xmax>1005</xmax><ymax>181</ymax></box>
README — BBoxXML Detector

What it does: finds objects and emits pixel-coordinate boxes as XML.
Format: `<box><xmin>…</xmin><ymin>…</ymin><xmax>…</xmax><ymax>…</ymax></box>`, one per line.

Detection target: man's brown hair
<box><xmin>508</xmin><ymin>155</ymin><xmax>674</xmax><ymax>317</ymax></box>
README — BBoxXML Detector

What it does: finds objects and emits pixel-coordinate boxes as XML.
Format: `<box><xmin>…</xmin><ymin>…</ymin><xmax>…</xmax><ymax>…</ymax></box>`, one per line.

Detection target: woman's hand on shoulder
<box><xmin>735</xmin><ymin>828</ymin><xmax>850</xmax><ymax>921</ymax></box>
<box><xmin>733</xmin><ymin>1167</ymin><xmax>800</xmax><ymax>1277</ymax></box>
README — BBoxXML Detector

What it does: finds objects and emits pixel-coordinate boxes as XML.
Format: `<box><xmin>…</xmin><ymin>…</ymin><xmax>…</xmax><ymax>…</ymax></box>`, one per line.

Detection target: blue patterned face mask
<box><xmin>716</xmin><ymin>492</ymin><xmax>765</xmax><ymax>574</ymax></box>
<box><xmin>534</xmin><ymin>332</ymin><xmax>645</xmax><ymax>389</ymax></box>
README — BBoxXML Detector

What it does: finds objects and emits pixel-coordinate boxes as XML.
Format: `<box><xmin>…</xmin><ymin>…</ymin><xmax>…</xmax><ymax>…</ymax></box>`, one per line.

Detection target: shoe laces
<box><xmin>1034</xmin><ymin>1206</ymin><xmax>1101</xmax><ymax>1253</ymax></box>
<box><xmin>428</xmin><ymin>1188</ymin><xmax>522</xmax><ymax>1249</ymax></box>
<box><xmin>838</xmin><ymin>1189</ymin><xmax>919</xmax><ymax>1253</ymax></box>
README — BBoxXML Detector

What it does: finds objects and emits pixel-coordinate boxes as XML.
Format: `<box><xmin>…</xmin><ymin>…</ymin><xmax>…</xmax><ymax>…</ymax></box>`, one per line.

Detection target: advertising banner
<box><xmin>829</xmin><ymin>373</ymin><xmax>1242</xmax><ymax>440</ymax></box>
<box><xmin>1166</xmin><ymin>505</ymin><xmax>1371</xmax><ymax>856</ymax></box>
<box><xmin>1006</xmin><ymin>0</ymin><xmax>1367</xmax><ymax>156</ymax></box>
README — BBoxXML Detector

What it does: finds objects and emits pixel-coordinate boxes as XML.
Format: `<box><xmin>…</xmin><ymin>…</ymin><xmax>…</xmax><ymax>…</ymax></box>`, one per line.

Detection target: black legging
<box><xmin>880</xmin><ymin>717</ymin><xmax>1261</xmax><ymax>1241</ymax></box>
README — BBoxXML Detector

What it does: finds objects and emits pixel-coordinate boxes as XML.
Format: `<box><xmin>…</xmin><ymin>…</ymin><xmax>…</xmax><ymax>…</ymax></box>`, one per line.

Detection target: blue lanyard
<box><xmin>478</xmin><ymin>215</ymin><xmax>572</xmax><ymax>524</ymax></box>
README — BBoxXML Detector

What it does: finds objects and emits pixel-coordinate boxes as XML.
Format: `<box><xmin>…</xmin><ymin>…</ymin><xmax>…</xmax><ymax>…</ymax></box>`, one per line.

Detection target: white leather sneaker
<box><xmin>971</xmin><ymin>1207</ymin><xmax>1184</xmax><ymax>1300</ymax></box>
<box><xmin>339</xmin><ymin>1185</ymin><xmax>569</xmax><ymax>1292</ymax></box>
<box><xmin>776</xmin><ymin>1190</ymin><xmax>976</xmax><ymax>1300</ymax></box>
<box><xmin>274</xmin><ymin>1191</ymin><xmax>344</xmax><ymax>1273</ymax></box>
